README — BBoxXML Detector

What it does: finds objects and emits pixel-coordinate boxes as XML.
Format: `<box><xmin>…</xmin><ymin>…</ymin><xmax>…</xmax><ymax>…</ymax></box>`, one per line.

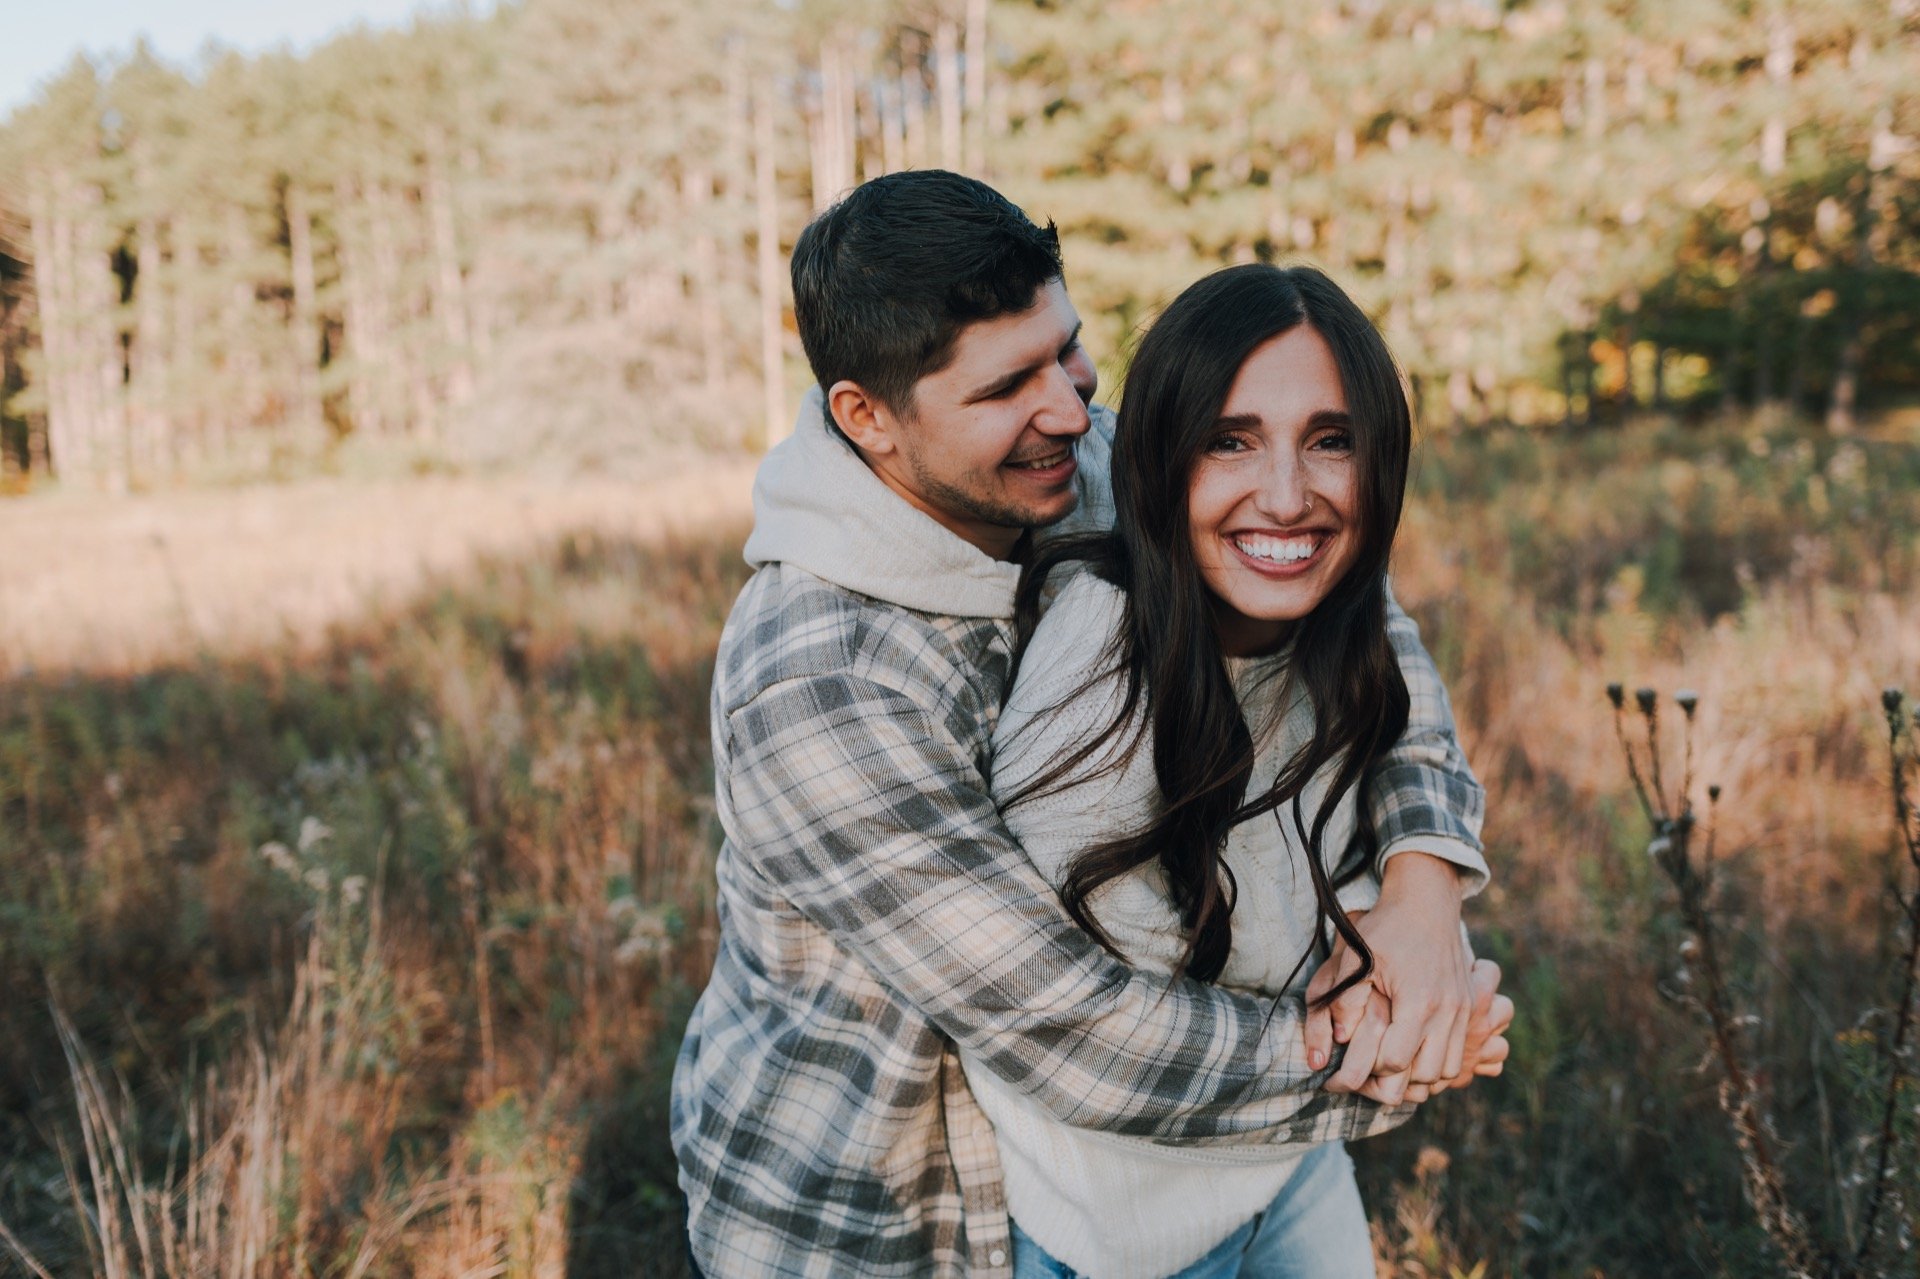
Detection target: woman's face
<box><xmin>1187</xmin><ymin>324</ymin><xmax>1361</xmax><ymax>657</ymax></box>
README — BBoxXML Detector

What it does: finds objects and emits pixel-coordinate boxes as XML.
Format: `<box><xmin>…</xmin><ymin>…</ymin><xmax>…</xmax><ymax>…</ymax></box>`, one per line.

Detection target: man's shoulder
<box><xmin>716</xmin><ymin>562</ymin><xmax>1005</xmax><ymax>719</ymax></box>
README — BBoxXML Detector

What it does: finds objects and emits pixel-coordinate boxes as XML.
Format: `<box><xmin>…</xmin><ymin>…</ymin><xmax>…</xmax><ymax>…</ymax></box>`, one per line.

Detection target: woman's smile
<box><xmin>1188</xmin><ymin>324</ymin><xmax>1359</xmax><ymax>656</ymax></box>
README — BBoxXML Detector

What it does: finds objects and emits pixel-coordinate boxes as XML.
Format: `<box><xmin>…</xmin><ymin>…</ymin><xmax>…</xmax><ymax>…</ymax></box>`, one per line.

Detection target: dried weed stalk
<box><xmin>1607</xmin><ymin>683</ymin><xmax>1920</xmax><ymax>1279</ymax></box>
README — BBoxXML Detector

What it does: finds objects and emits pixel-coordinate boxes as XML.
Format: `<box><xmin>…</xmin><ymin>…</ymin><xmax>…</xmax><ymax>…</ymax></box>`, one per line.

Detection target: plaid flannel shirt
<box><xmin>671</xmin><ymin>402</ymin><xmax>1486</xmax><ymax>1278</ymax></box>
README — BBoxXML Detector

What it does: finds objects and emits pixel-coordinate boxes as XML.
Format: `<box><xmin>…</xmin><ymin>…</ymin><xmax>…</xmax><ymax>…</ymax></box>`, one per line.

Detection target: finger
<box><xmin>1368</xmin><ymin>1068</ymin><xmax>1412</xmax><ymax>1105</ymax></box>
<box><xmin>1371</xmin><ymin>1005</ymin><xmax>1426</xmax><ymax>1080</ymax></box>
<box><xmin>1473</xmin><ymin>1036</ymin><xmax>1512</xmax><ymax>1075</ymax></box>
<box><xmin>1409</xmin><ymin>1000</ymin><xmax>1460</xmax><ymax>1087</ymax></box>
<box><xmin>1329</xmin><ymin>993</ymin><xmax>1391</xmax><ymax>1093</ymax></box>
<box><xmin>1304</xmin><ymin>948</ymin><xmax>1344</xmax><ymax>1005</ymax></box>
<box><xmin>1442</xmin><ymin>962</ymin><xmax>1483</xmax><ymax>1081</ymax></box>
<box><xmin>1304</xmin><ymin>1002</ymin><xmax>1335</xmax><ymax>1073</ymax></box>
<box><xmin>1327</xmin><ymin>977</ymin><xmax>1374</xmax><ymax>1046</ymax></box>
<box><xmin>1488</xmin><ymin>993</ymin><xmax>1516</xmax><ymax>1037</ymax></box>
<box><xmin>1402</xmin><ymin>1081</ymin><xmax>1431</xmax><ymax>1104</ymax></box>
<box><xmin>1441</xmin><ymin>1003</ymin><xmax>1468</xmax><ymax>1083</ymax></box>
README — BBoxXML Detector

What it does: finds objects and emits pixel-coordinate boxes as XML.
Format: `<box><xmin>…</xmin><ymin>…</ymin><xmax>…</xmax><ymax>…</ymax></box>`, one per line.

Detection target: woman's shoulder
<box><xmin>1006</xmin><ymin>568</ymin><xmax>1128</xmax><ymax>708</ymax></box>
<box><xmin>992</xmin><ymin>568</ymin><xmax>1138</xmax><ymax>784</ymax></box>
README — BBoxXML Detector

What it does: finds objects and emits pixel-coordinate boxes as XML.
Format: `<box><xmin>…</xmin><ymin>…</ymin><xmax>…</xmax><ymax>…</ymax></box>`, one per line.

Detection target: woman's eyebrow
<box><xmin>1212</xmin><ymin>408</ymin><xmax>1350</xmax><ymax>431</ymax></box>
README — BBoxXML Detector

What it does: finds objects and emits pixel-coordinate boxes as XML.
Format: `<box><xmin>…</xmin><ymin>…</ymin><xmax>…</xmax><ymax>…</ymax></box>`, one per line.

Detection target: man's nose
<box><xmin>1034</xmin><ymin>360</ymin><xmax>1092</xmax><ymax>438</ymax></box>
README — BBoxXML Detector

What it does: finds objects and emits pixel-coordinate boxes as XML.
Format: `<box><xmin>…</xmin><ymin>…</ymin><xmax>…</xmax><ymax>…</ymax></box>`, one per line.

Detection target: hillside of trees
<box><xmin>0</xmin><ymin>0</ymin><xmax>1916</xmax><ymax>492</ymax></box>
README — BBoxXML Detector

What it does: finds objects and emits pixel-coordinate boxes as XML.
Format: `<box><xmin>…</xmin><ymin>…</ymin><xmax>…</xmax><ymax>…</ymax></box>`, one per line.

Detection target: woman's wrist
<box><xmin>1376</xmin><ymin>849</ymin><xmax>1466</xmax><ymax>908</ymax></box>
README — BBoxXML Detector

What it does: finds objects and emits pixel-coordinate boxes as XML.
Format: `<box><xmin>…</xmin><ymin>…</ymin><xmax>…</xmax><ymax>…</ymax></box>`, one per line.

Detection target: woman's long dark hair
<box><xmin>1007</xmin><ymin>264</ymin><xmax>1412</xmax><ymax>995</ymax></box>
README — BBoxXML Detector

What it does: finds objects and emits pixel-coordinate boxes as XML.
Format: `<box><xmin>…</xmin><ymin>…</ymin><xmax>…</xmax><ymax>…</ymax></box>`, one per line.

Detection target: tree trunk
<box><xmin>754</xmin><ymin>76</ymin><xmax>787</xmax><ymax>448</ymax></box>
<box><xmin>1828</xmin><ymin>114</ymin><xmax>1893</xmax><ymax>434</ymax></box>
<box><xmin>335</xmin><ymin>179</ymin><xmax>384</xmax><ymax>436</ymax></box>
<box><xmin>26</xmin><ymin>176</ymin><xmax>82</xmax><ymax>484</ymax></box>
<box><xmin>935</xmin><ymin>18</ymin><xmax>962</xmax><ymax>171</ymax></box>
<box><xmin>964</xmin><ymin>0</ymin><xmax>989</xmax><ymax>173</ymax></box>
<box><xmin>684</xmin><ymin>165</ymin><xmax>725</xmax><ymax>398</ymax></box>
<box><xmin>902</xmin><ymin>41</ymin><xmax>928</xmax><ymax>169</ymax></box>
<box><xmin>222</xmin><ymin>205</ymin><xmax>258</xmax><ymax>459</ymax></box>
<box><xmin>286</xmin><ymin>183</ymin><xmax>325</xmax><ymax>450</ymax></box>
<box><xmin>425</xmin><ymin>144</ymin><xmax>476</xmax><ymax>407</ymax></box>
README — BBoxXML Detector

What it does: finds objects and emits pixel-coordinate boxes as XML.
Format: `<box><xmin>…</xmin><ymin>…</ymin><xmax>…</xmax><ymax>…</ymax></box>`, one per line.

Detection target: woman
<box><xmin>963</xmin><ymin>264</ymin><xmax>1503</xmax><ymax>1279</ymax></box>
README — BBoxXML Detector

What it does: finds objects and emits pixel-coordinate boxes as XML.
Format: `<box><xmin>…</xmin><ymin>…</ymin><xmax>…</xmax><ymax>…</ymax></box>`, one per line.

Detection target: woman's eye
<box><xmin>1312</xmin><ymin>430</ymin><xmax>1354</xmax><ymax>453</ymax></box>
<box><xmin>1206</xmin><ymin>434</ymin><xmax>1250</xmax><ymax>454</ymax></box>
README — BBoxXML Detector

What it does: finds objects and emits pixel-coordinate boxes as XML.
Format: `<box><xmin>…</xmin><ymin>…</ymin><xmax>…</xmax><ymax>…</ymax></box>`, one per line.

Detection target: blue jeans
<box><xmin>1010</xmin><ymin>1141</ymin><xmax>1373</xmax><ymax>1279</ymax></box>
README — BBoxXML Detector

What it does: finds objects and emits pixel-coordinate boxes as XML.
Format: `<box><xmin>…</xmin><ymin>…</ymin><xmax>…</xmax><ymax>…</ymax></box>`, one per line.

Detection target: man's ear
<box><xmin>827</xmin><ymin>380</ymin><xmax>902</xmax><ymax>458</ymax></box>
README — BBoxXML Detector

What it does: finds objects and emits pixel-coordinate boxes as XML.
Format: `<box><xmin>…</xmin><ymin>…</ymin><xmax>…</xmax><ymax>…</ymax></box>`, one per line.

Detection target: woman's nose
<box><xmin>1253</xmin><ymin>453</ymin><xmax>1313</xmax><ymax>524</ymax></box>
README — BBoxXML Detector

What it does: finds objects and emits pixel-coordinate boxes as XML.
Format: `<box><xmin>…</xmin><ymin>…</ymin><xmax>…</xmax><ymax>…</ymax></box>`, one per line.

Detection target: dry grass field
<box><xmin>1</xmin><ymin>419</ymin><xmax>1918</xmax><ymax>1276</ymax></box>
<box><xmin>0</xmin><ymin>463</ymin><xmax>759</xmax><ymax>677</ymax></box>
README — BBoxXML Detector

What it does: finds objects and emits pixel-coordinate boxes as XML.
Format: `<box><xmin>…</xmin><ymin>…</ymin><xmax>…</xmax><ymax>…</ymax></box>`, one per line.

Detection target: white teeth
<box><xmin>1013</xmin><ymin>452</ymin><xmax>1066</xmax><ymax>470</ymax></box>
<box><xmin>1233</xmin><ymin>533</ymin><xmax>1317</xmax><ymax>563</ymax></box>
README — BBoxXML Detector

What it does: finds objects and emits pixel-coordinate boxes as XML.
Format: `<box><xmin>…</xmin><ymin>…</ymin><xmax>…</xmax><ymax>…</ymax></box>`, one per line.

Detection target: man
<box><xmin>672</xmin><ymin>170</ymin><xmax>1501</xmax><ymax>1278</ymax></box>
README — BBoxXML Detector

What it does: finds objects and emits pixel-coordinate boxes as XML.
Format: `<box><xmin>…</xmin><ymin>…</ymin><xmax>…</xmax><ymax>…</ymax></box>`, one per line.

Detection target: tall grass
<box><xmin>1</xmin><ymin>417</ymin><xmax>1917</xmax><ymax>1275</ymax></box>
<box><xmin>1</xmin><ymin>530</ymin><xmax>748</xmax><ymax>1275</ymax></box>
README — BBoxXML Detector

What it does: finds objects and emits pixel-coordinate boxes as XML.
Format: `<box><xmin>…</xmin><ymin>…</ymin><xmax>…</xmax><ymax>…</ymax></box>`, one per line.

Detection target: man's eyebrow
<box><xmin>961</xmin><ymin>321</ymin><xmax>1084</xmax><ymax>403</ymax></box>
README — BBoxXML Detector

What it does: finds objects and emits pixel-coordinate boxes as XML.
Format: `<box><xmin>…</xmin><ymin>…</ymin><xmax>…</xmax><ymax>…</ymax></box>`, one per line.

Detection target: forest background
<box><xmin>1</xmin><ymin>0</ymin><xmax>1919</xmax><ymax>1274</ymax></box>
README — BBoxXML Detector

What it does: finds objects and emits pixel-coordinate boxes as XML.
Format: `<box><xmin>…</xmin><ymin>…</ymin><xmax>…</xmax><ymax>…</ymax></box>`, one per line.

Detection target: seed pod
<box><xmin>1635</xmin><ymin>687</ymin><xmax>1657</xmax><ymax>715</ymax></box>
<box><xmin>1675</xmin><ymin>689</ymin><xmax>1699</xmax><ymax>717</ymax></box>
<box><xmin>1607</xmin><ymin>682</ymin><xmax>1625</xmax><ymax>709</ymax></box>
<box><xmin>1885</xmin><ymin>688</ymin><xmax>1907</xmax><ymax>716</ymax></box>
<box><xmin>1708</xmin><ymin>784</ymin><xmax>1722</xmax><ymax>803</ymax></box>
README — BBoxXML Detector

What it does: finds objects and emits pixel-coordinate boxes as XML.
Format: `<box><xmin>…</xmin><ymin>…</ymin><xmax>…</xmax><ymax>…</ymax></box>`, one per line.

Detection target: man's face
<box><xmin>853</xmin><ymin>280</ymin><xmax>1097</xmax><ymax>558</ymax></box>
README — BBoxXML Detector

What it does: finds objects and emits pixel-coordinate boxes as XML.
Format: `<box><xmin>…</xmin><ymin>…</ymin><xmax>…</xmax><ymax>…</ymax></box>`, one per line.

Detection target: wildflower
<box><xmin>297</xmin><ymin>816</ymin><xmax>333</xmax><ymax>854</ymax></box>
<box><xmin>1675</xmin><ymin>689</ymin><xmax>1699</xmax><ymax>718</ymax></box>
<box><xmin>1647</xmin><ymin>833</ymin><xmax>1672</xmax><ymax>863</ymax></box>
<box><xmin>341</xmin><ymin>875</ymin><xmax>367</xmax><ymax>907</ymax></box>
<box><xmin>1606</xmin><ymin>682</ymin><xmax>1625</xmax><ymax>709</ymax></box>
<box><xmin>303</xmin><ymin>867</ymin><xmax>330</xmax><ymax>893</ymax></box>
<box><xmin>258</xmin><ymin>841</ymin><xmax>297</xmax><ymax>876</ymax></box>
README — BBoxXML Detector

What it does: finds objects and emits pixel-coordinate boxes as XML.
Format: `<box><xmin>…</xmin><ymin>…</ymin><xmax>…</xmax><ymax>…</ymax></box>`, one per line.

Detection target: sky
<box><xmin>1</xmin><ymin>0</ymin><xmax>471</xmax><ymax>116</ymax></box>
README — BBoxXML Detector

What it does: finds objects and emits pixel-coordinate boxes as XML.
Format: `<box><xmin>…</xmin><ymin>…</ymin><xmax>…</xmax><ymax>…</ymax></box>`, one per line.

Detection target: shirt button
<box><xmin>989</xmin><ymin>1248</ymin><xmax>1007</xmax><ymax>1267</ymax></box>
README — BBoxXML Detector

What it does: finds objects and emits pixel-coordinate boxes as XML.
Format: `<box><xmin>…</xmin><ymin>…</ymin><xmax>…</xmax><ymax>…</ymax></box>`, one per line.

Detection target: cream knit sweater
<box><xmin>964</xmin><ymin>571</ymin><xmax>1380</xmax><ymax>1279</ymax></box>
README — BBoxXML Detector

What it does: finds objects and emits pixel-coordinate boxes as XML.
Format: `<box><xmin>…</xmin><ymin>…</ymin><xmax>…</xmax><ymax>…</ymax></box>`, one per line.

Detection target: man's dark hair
<box><xmin>790</xmin><ymin>170</ymin><xmax>1064</xmax><ymax>425</ymax></box>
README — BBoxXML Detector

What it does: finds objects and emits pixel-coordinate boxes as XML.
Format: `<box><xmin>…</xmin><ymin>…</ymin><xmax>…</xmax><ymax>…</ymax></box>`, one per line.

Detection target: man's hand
<box><xmin>1302</xmin><ymin>852</ymin><xmax>1469</xmax><ymax>1103</ymax></box>
<box><xmin>1323</xmin><ymin>958</ymin><xmax>1513</xmax><ymax>1103</ymax></box>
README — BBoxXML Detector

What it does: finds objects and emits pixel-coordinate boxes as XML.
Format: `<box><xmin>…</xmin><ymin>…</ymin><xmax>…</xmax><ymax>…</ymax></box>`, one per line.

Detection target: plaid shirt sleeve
<box><xmin>723</xmin><ymin>664</ymin><xmax>1410</xmax><ymax>1147</ymax></box>
<box><xmin>1374</xmin><ymin>586</ymin><xmax>1490</xmax><ymax>894</ymax></box>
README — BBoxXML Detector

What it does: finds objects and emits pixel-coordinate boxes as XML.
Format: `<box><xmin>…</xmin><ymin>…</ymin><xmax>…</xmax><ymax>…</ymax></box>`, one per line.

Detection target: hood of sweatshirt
<box><xmin>742</xmin><ymin>388</ymin><xmax>1114</xmax><ymax>621</ymax></box>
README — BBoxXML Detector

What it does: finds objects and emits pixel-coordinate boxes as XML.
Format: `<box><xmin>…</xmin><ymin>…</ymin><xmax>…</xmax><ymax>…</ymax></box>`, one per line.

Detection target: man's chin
<box><xmin>1025</xmin><ymin>491</ymin><xmax>1081</xmax><ymax>529</ymax></box>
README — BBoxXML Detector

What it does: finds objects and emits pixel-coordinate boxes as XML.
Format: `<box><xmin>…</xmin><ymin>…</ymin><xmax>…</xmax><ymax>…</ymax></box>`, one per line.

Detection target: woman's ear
<box><xmin>827</xmin><ymin>380</ymin><xmax>900</xmax><ymax>458</ymax></box>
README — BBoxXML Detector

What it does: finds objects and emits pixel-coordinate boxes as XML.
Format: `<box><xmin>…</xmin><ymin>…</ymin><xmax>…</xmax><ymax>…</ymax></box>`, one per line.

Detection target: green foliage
<box><xmin>4</xmin><ymin>0</ymin><xmax>1918</xmax><ymax>489</ymax></box>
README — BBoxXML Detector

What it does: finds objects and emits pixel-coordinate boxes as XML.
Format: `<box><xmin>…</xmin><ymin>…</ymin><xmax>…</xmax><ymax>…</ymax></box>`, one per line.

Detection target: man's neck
<box><xmin>862</xmin><ymin>457</ymin><xmax>1024</xmax><ymax>562</ymax></box>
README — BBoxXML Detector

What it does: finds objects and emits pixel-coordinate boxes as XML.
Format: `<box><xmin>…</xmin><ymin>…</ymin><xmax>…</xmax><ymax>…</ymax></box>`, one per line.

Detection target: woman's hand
<box><xmin>1302</xmin><ymin>851</ymin><xmax>1469</xmax><ymax>1103</ymax></box>
<box><xmin>1352</xmin><ymin>958</ymin><xmax>1513</xmax><ymax>1103</ymax></box>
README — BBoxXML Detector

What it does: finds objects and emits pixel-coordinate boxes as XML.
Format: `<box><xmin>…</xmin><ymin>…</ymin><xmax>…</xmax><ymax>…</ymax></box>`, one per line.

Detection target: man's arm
<box><xmin>723</xmin><ymin>668</ymin><xmax>1408</xmax><ymax>1148</ymax></box>
<box><xmin>1301</xmin><ymin>590</ymin><xmax>1491</xmax><ymax>1095</ymax></box>
<box><xmin>1375</xmin><ymin>589</ymin><xmax>1488</xmax><ymax>883</ymax></box>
